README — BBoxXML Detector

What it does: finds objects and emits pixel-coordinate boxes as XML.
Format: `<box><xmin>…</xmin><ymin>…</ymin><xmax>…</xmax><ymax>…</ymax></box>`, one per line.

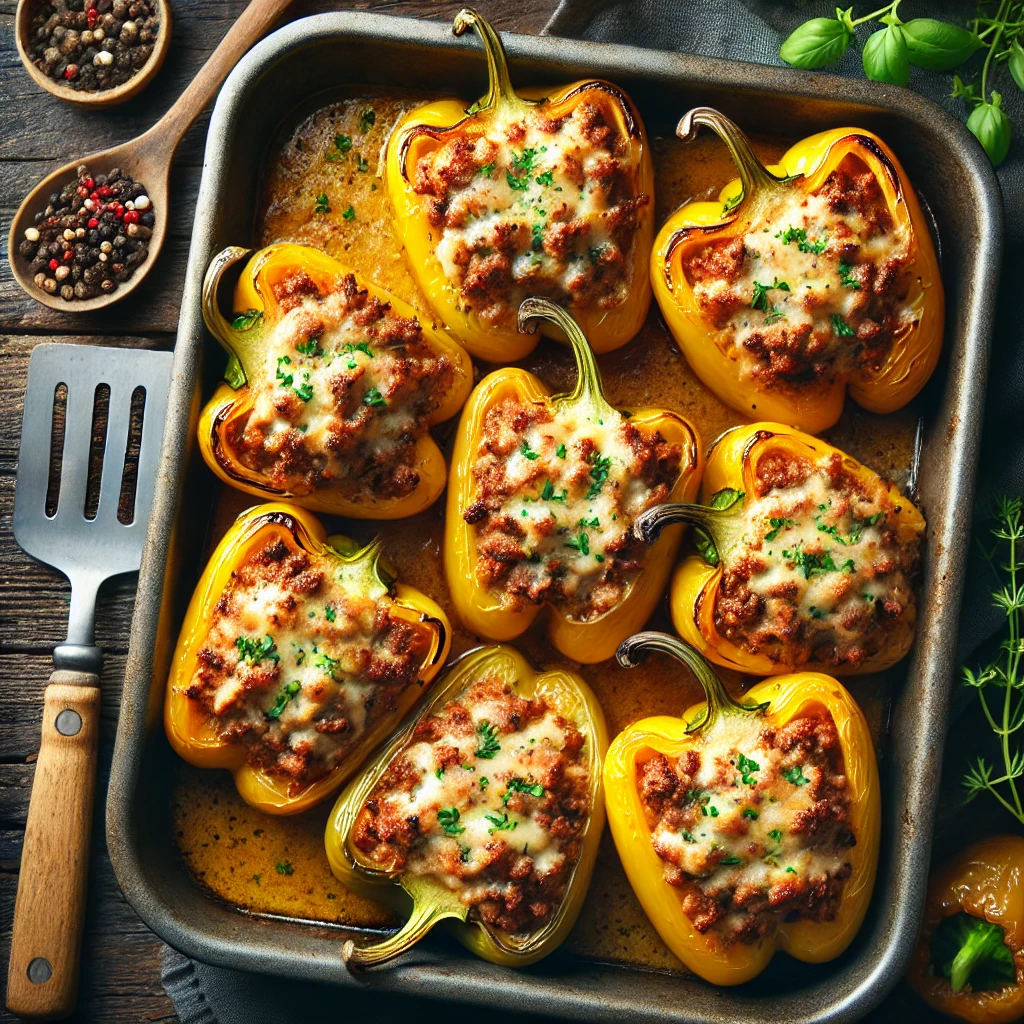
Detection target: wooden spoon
<box><xmin>8</xmin><ymin>0</ymin><xmax>293</xmax><ymax>314</ymax></box>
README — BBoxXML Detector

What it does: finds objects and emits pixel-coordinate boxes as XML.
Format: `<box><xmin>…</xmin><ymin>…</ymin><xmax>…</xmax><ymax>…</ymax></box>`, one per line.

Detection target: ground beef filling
<box><xmin>680</xmin><ymin>152</ymin><xmax>914</xmax><ymax>390</ymax></box>
<box><xmin>638</xmin><ymin>710</ymin><xmax>854</xmax><ymax>945</ymax></box>
<box><xmin>184</xmin><ymin>536</ymin><xmax>430</xmax><ymax>792</ymax></box>
<box><xmin>412</xmin><ymin>99</ymin><xmax>648</xmax><ymax>326</ymax></box>
<box><xmin>227</xmin><ymin>269</ymin><xmax>455</xmax><ymax>500</ymax></box>
<box><xmin>713</xmin><ymin>449</ymin><xmax>919</xmax><ymax>669</ymax></box>
<box><xmin>352</xmin><ymin>675</ymin><xmax>591</xmax><ymax>935</ymax></box>
<box><xmin>463</xmin><ymin>396</ymin><xmax>682</xmax><ymax>621</ymax></box>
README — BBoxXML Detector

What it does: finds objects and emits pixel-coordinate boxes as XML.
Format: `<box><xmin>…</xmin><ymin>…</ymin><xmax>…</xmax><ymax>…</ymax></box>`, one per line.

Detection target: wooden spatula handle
<box><xmin>6</xmin><ymin>674</ymin><xmax>101</xmax><ymax>1020</ymax></box>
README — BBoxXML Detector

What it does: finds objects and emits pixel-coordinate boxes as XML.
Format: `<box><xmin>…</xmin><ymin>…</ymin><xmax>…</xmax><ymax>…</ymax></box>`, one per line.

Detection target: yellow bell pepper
<box><xmin>384</xmin><ymin>8</ymin><xmax>654</xmax><ymax>363</ymax></box>
<box><xmin>604</xmin><ymin>630</ymin><xmax>881</xmax><ymax>985</ymax></box>
<box><xmin>164</xmin><ymin>502</ymin><xmax>451</xmax><ymax>815</ymax></box>
<box><xmin>632</xmin><ymin>421</ymin><xmax>925</xmax><ymax>676</ymax></box>
<box><xmin>198</xmin><ymin>243</ymin><xmax>472</xmax><ymax>519</ymax></box>
<box><xmin>445</xmin><ymin>297</ymin><xmax>703</xmax><ymax>664</ymax></box>
<box><xmin>325</xmin><ymin>644</ymin><xmax>608</xmax><ymax>967</ymax></box>
<box><xmin>908</xmin><ymin>835</ymin><xmax>1024</xmax><ymax>1023</ymax></box>
<box><xmin>652</xmin><ymin>107</ymin><xmax>944</xmax><ymax>434</ymax></box>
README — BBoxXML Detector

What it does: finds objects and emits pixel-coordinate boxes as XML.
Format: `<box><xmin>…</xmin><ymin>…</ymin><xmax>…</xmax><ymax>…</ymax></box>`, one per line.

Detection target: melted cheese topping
<box><xmin>414</xmin><ymin>99</ymin><xmax>647</xmax><ymax>326</ymax></box>
<box><xmin>640</xmin><ymin>710</ymin><xmax>852</xmax><ymax>943</ymax></box>
<box><xmin>184</xmin><ymin>537</ymin><xmax>429</xmax><ymax>789</ymax></box>
<box><xmin>353</xmin><ymin>676</ymin><xmax>591</xmax><ymax>933</ymax></box>
<box><xmin>684</xmin><ymin>156</ymin><xmax>913</xmax><ymax>389</ymax></box>
<box><xmin>466</xmin><ymin>397</ymin><xmax>679</xmax><ymax>621</ymax></box>
<box><xmin>232</xmin><ymin>278</ymin><xmax>453</xmax><ymax>498</ymax></box>
<box><xmin>714</xmin><ymin>453</ymin><xmax>917</xmax><ymax>668</ymax></box>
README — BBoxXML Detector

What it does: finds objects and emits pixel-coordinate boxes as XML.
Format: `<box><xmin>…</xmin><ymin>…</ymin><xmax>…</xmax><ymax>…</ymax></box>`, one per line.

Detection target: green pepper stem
<box><xmin>517</xmin><ymin>297</ymin><xmax>613</xmax><ymax>415</ymax></box>
<box><xmin>202</xmin><ymin>245</ymin><xmax>261</xmax><ymax>388</ymax></box>
<box><xmin>616</xmin><ymin>631</ymin><xmax>767</xmax><ymax>733</ymax></box>
<box><xmin>632</xmin><ymin>503</ymin><xmax>733</xmax><ymax>545</ymax></box>
<box><xmin>453</xmin><ymin>8</ymin><xmax>528</xmax><ymax>114</ymax></box>
<box><xmin>342</xmin><ymin>900</ymin><xmax>463</xmax><ymax>969</ymax></box>
<box><xmin>676</xmin><ymin>107</ymin><xmax>787</xmax><ymax>205</ymax></box>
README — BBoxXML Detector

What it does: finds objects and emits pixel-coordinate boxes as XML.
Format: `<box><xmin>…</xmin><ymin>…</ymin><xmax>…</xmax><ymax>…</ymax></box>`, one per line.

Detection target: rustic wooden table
<box><xmin>0</xmin><ymin>1</ymin><xmax>991</xmax><ymax>1021</ymax></box>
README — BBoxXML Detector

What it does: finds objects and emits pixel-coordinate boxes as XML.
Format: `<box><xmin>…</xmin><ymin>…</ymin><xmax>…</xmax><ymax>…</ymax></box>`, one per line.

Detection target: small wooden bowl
<box><xmin>15</xmin><ymin>0</ymin><xmax>172</xmax><ymax>107</ymax></box>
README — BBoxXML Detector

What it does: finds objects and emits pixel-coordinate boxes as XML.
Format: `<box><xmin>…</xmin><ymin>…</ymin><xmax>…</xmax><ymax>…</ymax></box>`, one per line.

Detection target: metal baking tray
<box><xmin>106</xmin><ymin>12</ymin><xmax>1003</xmax><ymax>1023</ymax></box>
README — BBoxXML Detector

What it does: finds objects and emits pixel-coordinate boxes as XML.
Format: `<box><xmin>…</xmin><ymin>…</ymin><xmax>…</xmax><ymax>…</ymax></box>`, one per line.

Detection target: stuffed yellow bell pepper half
<box><xmin>632</xmin><ymin>422</ymin><xmax>924</xmax><ymax>676</ymax></box>
<box><xmin>445</xmin><ymin>297</ymin><xmax>702</xmax><ymax>664</ymax></box>
<box><xmin>604</xmin><ymin>631</ymin><xmax>880</xmax><ymax>985</ymax></box>
<box><xmin>384</xmin><ymin>8</ymin><xmax>654</xmax><ymax>363</ymax></box>
<box><xmin>325</xmin><ymin>644</ymin><xmax>607</xmax><ymax>967</ymax></box>
<box><xmin>652</xmin><ymin>107</ymin><xmax>944</xmax><ymax>434</ymax></box>
<box><xmin>198</xmin><ymin>243</ymin><xmax>472</xmax><ymax>519</ymax></box>
<box><xmin>165</xmin><ymin>502</ymin><xmax>451</xmax><ymax>815</ymax></box>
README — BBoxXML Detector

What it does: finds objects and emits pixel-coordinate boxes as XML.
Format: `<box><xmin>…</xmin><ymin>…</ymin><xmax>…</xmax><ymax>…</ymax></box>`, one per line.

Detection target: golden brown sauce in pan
<box><xmin>171</xmin><ymin>89</ymin><xmax>914</xmax><ymax>972</ymax></box>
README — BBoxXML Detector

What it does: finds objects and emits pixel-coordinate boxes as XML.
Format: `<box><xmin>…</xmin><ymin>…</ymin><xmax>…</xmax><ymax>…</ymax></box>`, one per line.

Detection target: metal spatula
<box><xmin>6</xmin><ymin>343</ymin><xmax>172</xmax><ymax>1020</ymax></box>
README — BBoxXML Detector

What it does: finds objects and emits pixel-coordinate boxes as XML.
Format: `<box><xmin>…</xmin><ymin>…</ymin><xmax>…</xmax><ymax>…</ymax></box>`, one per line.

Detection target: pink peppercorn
<box><xmin>48</xmin><ymin>259</ymin><xmax>59</xmax><ymax>271</ymax></box>
<box><xmin>87</xmin><ymin>218</ymin><xmax>99</xmax><ymax>228</ymax></box>
<box><xmin>122</xmin><ymin>210</ymin><xmax>140</xmax><ymax>224</ymax></box>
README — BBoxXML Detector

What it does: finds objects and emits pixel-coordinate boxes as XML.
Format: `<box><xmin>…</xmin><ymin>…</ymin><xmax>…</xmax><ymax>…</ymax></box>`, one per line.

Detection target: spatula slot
<box><xmin>83</xmin><ymin>383</ymin><xmax>111</xmax><ymax>522</ymax></box>
<box><xmin>44</xmin><ymin>383</ymin><xmax>68</xmax><ymax>520</ymax></box>
<box><xmin>117</xmin><ymin>386</ymin><xmax>147</xmax><ymax>526</ymax></box>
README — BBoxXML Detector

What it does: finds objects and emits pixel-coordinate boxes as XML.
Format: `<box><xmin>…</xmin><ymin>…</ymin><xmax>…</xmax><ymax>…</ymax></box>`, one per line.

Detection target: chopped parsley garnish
<box><xmin>750</xmin><ymin>277</ymin><xmax>791</xmax><ymax>317</ymax></box>
<box><xmin>737</xmin><ymin>753</ymin><xmax>760</xmax><ymax>786</ymax></box>
<box><xmin>359</xmin><ymin>108</ymin><xmax>376</xmax><ymax>132</ymax></box>
<box><xmin>334</xmin><ymin>133</ymin><xmax>352</xmax><ymax>153</ymax></box>
<box><xmin>586</xmin><ymin>451</ymin><xmax>612</xmax><ymax>498</ymax></box>
<box><xmin>765</xmin><ymin>517</ymin><xmax>795</xmax><ymax>542</ymax></box>
<box><xmin>363</xmin><ymin>386</ymin><xmax>387</xmax><ymax>408</ymax></box>
<box><xmin>356</xmin><ymin>154</ymin><xmax>369</xmax><ymax>173</ymax></box>
<box><xmin>485</xmin><ymin>812</ymin><xmax>517</xmax><ymax>834</ymax></box>
<box><xmin>510</xmin><ymin>147</ymin><xmax>538</xmax><ymax>174</ymax></box>
<box><xmin>276</xmin><ymin>861</ymin><xmax>294</xmax><ymax>875</ymax></box>
<box><xmin>741</xmin><ymin>808</ymin><xmax>759</xmax><ymax>820</ymax></box>
<box><xmin>460</xmin><ymin>845</ymin><xmax>471</xmax><ymax>863</ymax></box>
<box><xmin>506</xmin><ymin>168</ymin><xmax>531</xmax><ymax>191</ymax></box>
<box><xmin>342</xmin><ymin>205</ymin><xmax>356</xmax><ymax>221</ymax></box>
<box><xmin>579</xmin><ymin>516</ymin><xmax>600</xmax><ymax>528</ymax></box>
<box><xmin>565</xmin><ymin>531</ymin><xmax>591</xmax><ymax>556</ymax></box>
<box><xmin>838</xmin><ymin>261</ymin><xmax>861</xmax><ymax>289</ymax></box>
<box><xmin>435</xmin><ymin>767</ymin><xmax>445</xmax><ymax>779</ymax></box>
<box><xmin>235</xmin><ymin>634</ymin><xmax>279</xmax><ymax>665</ymax></box>
<box><xmin>437</xmin><ymin>807</ymin><xmax>465</xmax><ymax>836</ymax></box>
<box><xmin>848</xmin><ymin>511</ymin><xmax>885</xmax><ymax>543</ymax></box>
<box><xmin>719</xmin><ymin>855</ymin><xmax>742</xmax><ymax>866</ymax></box>
<box><xmin>314</xmin><ymin>651</ymin><xmax>341</xmax><ymax>680</ymax></box>
<box><xmin>781</xmin><ymin>544</ymin><xmax>856</xmax><ymax>579</ymax></box>
<box><xmin>786</xmin><ymin>866</ymin><xmax>798</xmax><ymax>874</ymax></box>
<box><xmin>776</xmin><ymin>226</ymin><xmax>829</xmax><ymax>254</ymax></box>
<box><xmin>276</xmin><ymin>355</ymin><xmax>293</xmax><ymax>387</ymax></box>
<box><xmin>520</xmin><ymin>440</ymin><xmax>540</xmax><ymax>460</ymax></box>
<box><xmin>531</xmin><ymin>222</ymin><xmax>545</xmax><ymax>252</ymax></box>
<box><xmin>809</xmin><ymin>606</ymin><xmax>825</xmax><ymax>619</ymax></box>
<box><xmin>587</xmin><ymin>245</ymin><xmax>607</xmax><ymax>266</ymax></box>
<box><xmin>478</xmin><ymin>161</ymin><xmax>495</xmax><ymax>178</ymax></box>
<box><xmin>535</xmin><ymin>169</ymin><xmax>555</xmax><ymax>187</ymax></box>
<box><xmin>314</xmin><ymin>193</ymin><xmax>331</xmax><ymax>214</ymax></box>
<box><xmin>265</xmin><ymin>680</ymin><xmax>300</xmax><ymax>719</ymax></box>
<box><xmin>682</xmin><ymin>830</ymin><xmax>696</xmax><ymax>843</ymax></box>
<box><xmin>479</xmin><ymin>777</ymin><xmax>489</xmax><ymax>791</ymax></box>
<box><xmin>291</xmin><ymin>641</ymin><xmax>305</xmax><ymax>665</ymax></box>
<box><xmin>503</xmin><ymin>777</ymin><xmax>545</xmax><ymax>805</ymax></box>
<box><xmin>783</xmin><ymin>766</ymin><xmax>810</xmax><ymax>786</ymax></box>
<box><xmin>832</xmin><ymin>313</ymin><xmax>855</xmax><ymax>336</ymax></box>
<box><xmin>324</xmin><ymin>605</ymin><xmax>336</xmax><ymax>623</ymax></box>
<box><xmin>540</xmin><ymin>479</ymin><xmax>567</xmax><ymax>503</ymax></box>
<box><xmin>293</xmin><ymin>375</ymin><xmax>314</xmax><ymax>402</ymax></box>
<box><xmin>231</xmin><ymin>309</ymin><xmax>263</xmax><ymax>331</ymax></box>
<box><xmin>555</xmin><ymin>443</ymin><xmax>566</xmax><ymax>458</ymax></box>
<box><xmin>296</xmin><ymin>337</ymin><xmax>323</xmax><ymax>357</ymax></box>
<box><xmin>474</xmin><ymin>720</ymin><xmax>501</xmax><ymax>759</ymax></box>
<box><xmin>768</xmin><ymin>829</ymin><xmax>784</xmax><ymax>841</ymax></box>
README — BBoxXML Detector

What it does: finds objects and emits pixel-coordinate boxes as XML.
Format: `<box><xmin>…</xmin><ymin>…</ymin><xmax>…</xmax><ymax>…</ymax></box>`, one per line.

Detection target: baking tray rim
<box><xmin>106</xmin><ymin>10</ymin><xmax>1005</xmax><ymax>1024</ymax></box>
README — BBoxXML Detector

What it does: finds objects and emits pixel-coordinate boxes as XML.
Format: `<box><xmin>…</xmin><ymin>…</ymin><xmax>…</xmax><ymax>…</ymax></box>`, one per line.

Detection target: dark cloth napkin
<box><xmin>162</xmin><ymin>2</ymin><xmax>1023</xmax><ymax>1020</ymax></box>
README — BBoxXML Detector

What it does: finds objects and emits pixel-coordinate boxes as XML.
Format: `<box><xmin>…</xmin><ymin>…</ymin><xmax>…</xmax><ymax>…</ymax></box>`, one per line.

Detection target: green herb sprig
<box><xmin>963</xmin><ymin>497</ymin><xmax>1024</xmax><ymax>822</ymax></box>
<box><xmin>779</xmin><ymin>1</ymin><xmax>1021</xmax><ymax>166</ymax></box>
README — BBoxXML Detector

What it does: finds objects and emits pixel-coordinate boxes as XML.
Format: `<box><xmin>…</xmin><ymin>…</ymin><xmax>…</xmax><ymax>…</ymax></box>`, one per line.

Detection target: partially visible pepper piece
<box><xmin>909</xmin><ymin>835</ymin><xmax>1024</xmax><ymax>1023</ymax></box>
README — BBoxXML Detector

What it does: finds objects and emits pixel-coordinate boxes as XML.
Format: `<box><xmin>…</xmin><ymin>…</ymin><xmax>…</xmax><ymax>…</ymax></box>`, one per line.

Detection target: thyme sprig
<box><xmin>962</xmin><ymin>496</ymin><xmax>1024</xmax><ymax>822</ymax></box>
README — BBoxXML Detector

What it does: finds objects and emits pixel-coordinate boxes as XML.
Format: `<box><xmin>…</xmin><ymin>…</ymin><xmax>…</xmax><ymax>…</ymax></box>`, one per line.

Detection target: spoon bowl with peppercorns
<box><xmin>9</xmin><ymin>0</ymin><xmax>296</xmax><ymax>312</ymax></box>
<box><xmin>15</xmin><ymin>0</ymin><xmax>172</xmax><ymax>107</ymax></box>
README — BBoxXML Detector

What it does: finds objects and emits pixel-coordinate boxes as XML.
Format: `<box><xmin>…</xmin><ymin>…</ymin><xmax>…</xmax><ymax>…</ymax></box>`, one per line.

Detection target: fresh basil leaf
<box><xmin>780</xmin><ymin>17</ymin><xmax>852</xmax><ymax>70</ymax></box>
<box><xmin>863</xmin><ymin>24</ymin><xmax>910</xmax><ymax>87</ymax></box>
<box><xmin>968</xmin><ymin>95</ymin><xmax>1012</xmax><ymax>167</ymax></box>
<box><xmin>902</xmin><ymin>19</ymin><xmax>981</xmax><ymax>71</ymax></box>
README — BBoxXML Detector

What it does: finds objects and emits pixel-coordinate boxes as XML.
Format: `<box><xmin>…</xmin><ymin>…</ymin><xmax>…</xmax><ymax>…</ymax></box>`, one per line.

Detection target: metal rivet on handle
<box><xmin>55</xmin><ymin>708</ymin><xmax>82</xmax><ymax>736</ymax></box>
<box><xmin>27</xmin><ymin>957</ymin><xmax>53</xmax><ymax>984</ymax></box>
